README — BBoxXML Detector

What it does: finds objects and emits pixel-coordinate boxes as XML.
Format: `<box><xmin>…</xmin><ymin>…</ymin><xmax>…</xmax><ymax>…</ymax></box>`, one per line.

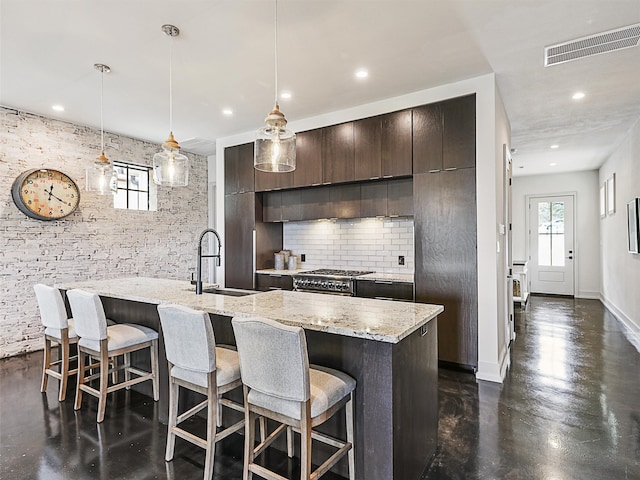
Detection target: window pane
<box><xmin>137</xmin><ymin>170</ymin><xmax>149</xmax><ymax>191</ymax></box>
<box><xmin>128</xmin><ymin>191</ymin><xmax>139</xmax><ymax>210</ymax></box>
<box><xmin>538</xmin><ymin>233</ymin><xmax>551</xmax><ymax>266</ymax></box>
<box><xmin>114</xmin><ymin>189</ymin><xmax>127</xmax><ymax>209</ymax></box>
<box><xmin>538</xmin><ymin>203</ymin><xmax>551</xmax><ymax>233</ymax></box>
<box><xmin>138</xmin><ymin>192</ymin><xmax>149</xmax><ymax>211</ymax></box>
<box><xmin>551</xmin><ymin>202</ymin><xmax>565</xmax><ymax>234</ymax></box>
<box><xmin>551</xmin><ymin>234</ymin><xmax>565</xmax><ymax>266</ymax></box>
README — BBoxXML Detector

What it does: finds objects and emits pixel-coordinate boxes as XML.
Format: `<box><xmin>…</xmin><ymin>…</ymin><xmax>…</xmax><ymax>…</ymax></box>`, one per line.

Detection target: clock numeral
<box><xmin>27</xmin><ymin>179</ymin><xmax>33</xmax><ymax>184</ymax></box>
<box><xmin>68</xmin><ymin>202</ymin><xmax>72</xmax><ymax>207</ymax></box>
<box><xmin>23</xmin><ymin>189</ymin><xmax>29</xmax><ymax>194</ymax></box>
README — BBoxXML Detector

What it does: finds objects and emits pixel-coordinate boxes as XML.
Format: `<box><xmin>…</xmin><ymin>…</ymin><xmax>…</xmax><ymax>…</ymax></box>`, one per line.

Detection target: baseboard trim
<box><xmin>600</xmin><ymin>295</ymin><xmax>640</xmax><ymax>353</ymax></box>
<box><xmin>576</xmin><ymin>291</ymin><xmax>600</xmax><ymax>300</ymax></box>
<box><xmin>475</xmin><ymin>351</ymin><xmax>509</xmax><ymax>384</ymax></box>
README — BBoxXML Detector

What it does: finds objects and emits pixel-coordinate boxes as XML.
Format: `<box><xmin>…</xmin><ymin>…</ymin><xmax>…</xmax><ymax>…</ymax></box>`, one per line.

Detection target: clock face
<box><xmin>11</xmin><ymin>169</ymin><xmax>80</xmax><ymax>221</ymax></box>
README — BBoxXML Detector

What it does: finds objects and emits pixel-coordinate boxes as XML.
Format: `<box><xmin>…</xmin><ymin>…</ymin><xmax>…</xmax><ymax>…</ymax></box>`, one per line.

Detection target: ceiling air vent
<box><xmin>179</xmin><ymin>137</ymin><xmax>217</xmax><ymax>156</ymax></box>
<box><xmin>544</xmin><ymin>23</ymin><xmax>640</xmax><ymax>67</ymax></box>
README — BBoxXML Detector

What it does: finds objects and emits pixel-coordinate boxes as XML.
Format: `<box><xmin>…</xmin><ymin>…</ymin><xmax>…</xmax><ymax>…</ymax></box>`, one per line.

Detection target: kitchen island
<box><xmin>57</xmin><ymin>277</ymin><xmax>443</xmax><ymax>480</ymax></box>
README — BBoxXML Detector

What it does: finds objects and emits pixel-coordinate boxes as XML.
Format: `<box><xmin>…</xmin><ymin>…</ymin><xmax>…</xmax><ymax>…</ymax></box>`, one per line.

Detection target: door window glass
<box><xmin>537</xmin><ymin>201</ymin><xmax>565</xmax><ymax>267</ymax></box>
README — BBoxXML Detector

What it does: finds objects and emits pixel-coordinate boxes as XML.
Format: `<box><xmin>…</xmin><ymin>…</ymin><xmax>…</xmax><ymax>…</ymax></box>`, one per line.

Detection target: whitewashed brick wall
<box><xmin>0</xmin><ymin>107</ymin><xmax>208</xmax><ymax>358</ymax></box>
<box><xmin>283</xmin><ymin>217</ymin><xmax>414</xmax><ymax>273</ymax></box>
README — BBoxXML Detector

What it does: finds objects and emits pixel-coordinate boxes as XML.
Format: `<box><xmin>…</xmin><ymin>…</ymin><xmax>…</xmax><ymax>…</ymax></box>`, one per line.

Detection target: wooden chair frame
<box><xmin>242</xmin><ymin>386</ymin><xmax>355</xmax><ymax>480</ymax></box>
<box><xmin>41</xmin><ymin>328</ymin><xmax>77</xmax><ymax>402</ymax></box>
<box><xmin>74</xmin><ymin>337</ymin><xmax>159</xmax><ymax>423</ymax></box>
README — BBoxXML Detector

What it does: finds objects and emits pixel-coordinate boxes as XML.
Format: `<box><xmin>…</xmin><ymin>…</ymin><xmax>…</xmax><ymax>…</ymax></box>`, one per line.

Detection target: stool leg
<box><xmin>41</xmin><ymin>337</ymin><xmax>51</xmax><ymax>393</ymax></box>
<box><xmin>217</xmin><ymin>394</ymin><xmax>223</xmax><ymax>427</ymax></box>
<box><xmin>243</xmin><ymin>387</ymin><xmax>255</xmax><ymax>480</ymax></box>
<box><xmin>74</xmin><ymin>350</ymin><xmax>85</xmax><ymax>411</ymax></box>
<box><xmin>286</xmin><ymin>426</ymin><xmax>294</xmax><ymax>458</ymax></box>
<box><xmin>165</xmin><ymin>376</ymin><xmax>179</xmax><ymax>462</ymax></box>
<box><xmin>346</xmin><ymin>392</ymin><xmax>355</xmax><ymax>480</ymax></box>
<box><xmin>123</xmin><ymin>353</ymin><xmax>131</xmax><ymax>389</ymax></box>
<box><xmin>96</xmin><ymin>343</ymin><xmax>109</xmax><ymax>423</ymax></box>
<box><xmin>58</xmin><ymin>335</ymin><xmax>70</xmax><ymax>402</ymax></box>
<box><xmin>259</xmin><ymin>417</ymin><xmax>266</xmax><ymax>442</ymax></box>
<box><xmin>204</xmin><ymin>376</ymin><xmax>217</xmax><ymax>480</ymax></box>
<box><xmin>300</xmin><ymin>401</ymin><xmax>312</xmax><ymax>480</ymax></box>
<box><xmin>150</xmin><ymin>340</ymin><xmax>159</xmax><ymax>401</ymax></box>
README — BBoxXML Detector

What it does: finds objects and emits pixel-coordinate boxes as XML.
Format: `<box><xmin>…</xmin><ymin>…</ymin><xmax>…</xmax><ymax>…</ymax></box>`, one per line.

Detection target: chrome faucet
<box><xmin>196</xmin><ymin>228</ymin><xmax>222</xmax><ymax>295</ymax></box>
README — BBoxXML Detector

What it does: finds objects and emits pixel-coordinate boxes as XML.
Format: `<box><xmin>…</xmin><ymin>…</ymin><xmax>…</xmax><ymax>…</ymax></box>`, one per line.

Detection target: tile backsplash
<box><xmin>283</xmin><ymin>217</ymin><xmax>414</xmax><ymax>274</ymax></box>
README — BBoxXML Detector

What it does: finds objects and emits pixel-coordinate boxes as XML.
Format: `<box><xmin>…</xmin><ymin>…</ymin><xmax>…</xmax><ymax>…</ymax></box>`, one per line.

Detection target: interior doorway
<box><xmin>527</xmin><ymin>194</ymin><xmax>575</xmax><ymax>296</ymax></box>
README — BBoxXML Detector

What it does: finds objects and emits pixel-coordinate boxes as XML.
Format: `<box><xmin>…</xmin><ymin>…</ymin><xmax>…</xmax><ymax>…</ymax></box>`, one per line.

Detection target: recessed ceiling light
<box><xmin>550</xmin><ymin>144</ymin><xmax>559</xmax><ymax>149</ymax></box>
<box><xmin>52</xmin><ymin>105</ymin><xmax>64</xmax><ymax>112</ymax></box>
<box><xmin>222</xmin><ymin>109</ymin><xmax>233</xmax><ymax>116</ymax></box>
<box><xmin>355</xmin><ymin>69</ymin><xmax>368</xmax><ymax>79</ymax></box>
<box><xmin>549</xmin><ymin>162</ymin><xmax>557</xmax><ymax>166</ymax></box>
<box><xmin>572</xmin><ymin>92</ymin><xmax>585</xmax><ymax>100</ymax></box>
<box><xmin>280</xmin><ymin>92</ymin><xmax>291</xmax><ymax>99</ymax></box>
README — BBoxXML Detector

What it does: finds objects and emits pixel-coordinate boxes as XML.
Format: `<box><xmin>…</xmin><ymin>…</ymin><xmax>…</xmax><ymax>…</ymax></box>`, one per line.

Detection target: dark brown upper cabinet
<box><xmin>255</xmin><ymin>169</ymin><xmax>293</xmax><ymax>192</ymax></box>
<box><xmin>281</xmin><ymin>189</ymin><xmax>303</xmax><ymax>222</ymax></box>
<box><xmin>293</xmin><ymin>129</ymin><xmax>323</xmax><ymax>188</ymax></box>
<box><xmin>323</xmin><ymin>122</ymin><xmax>354</xmax><ymax>184</ymax></box>
<box><xmin>381</xmin><ymin>110</ymin><xmax>412</xmax><ymax>178</ymax></box>
<box><xmin>262</xmin><ymin>191</ymin><xmax>282</xmax><ymax>222</ymax></box>
<box><xmin>354</xmin><ymin>116</ymin><xmax>382</xmax><ymax>181</ymax></box>
<box><xmin>442</xmin><ymin>94</ymin><xmax>476</xmax><ymax>170</ymax></box>
<box><xmin>300</xmin><ymin>186</ymin><xmax>332</xmax><ymax>220</ymax></box>
<box><xmin>412</xmin><ymin>103</ymin><xmax>443</xmax><ymax>174</ymax></box>
<box><xmin>224</xmin><ymin>142</ymin><xmax>255</xmax><ymax>194</ymax></box>
<box><xmin>360</xmin><ymin>181</ymin><xmax>388</xmax><ymax>218</ymax></box>
<box><xmin>331</xmin><ymin>184</ymin><xmax>361</xmax><ymax>219</ymax></box>
<box><xmin>387</xmin><ymin>178</ymin><xmax>413</xmax><ymax>217</ymax></box>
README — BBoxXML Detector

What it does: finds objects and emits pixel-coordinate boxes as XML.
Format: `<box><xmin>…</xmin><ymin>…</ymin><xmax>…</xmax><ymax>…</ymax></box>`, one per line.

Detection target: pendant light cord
<box><xmin>274</xmin><ymin>0</ymin><xmax>279</xmax><ymax>107</ymax></box>
<box><xmin>169</xmin><ymin>33</ymin><xmax>173</xmax><ymax>134</ymax></box>
<box><xmin>100</xmin><ymin>68</ymin><xmax>105</xmax><ymax>153</ymax></box>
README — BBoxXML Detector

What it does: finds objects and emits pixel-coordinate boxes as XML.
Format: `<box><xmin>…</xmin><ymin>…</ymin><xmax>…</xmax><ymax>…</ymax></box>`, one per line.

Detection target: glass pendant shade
<box><xmin>86</xmin><ymin>151</ymin><xmax>117</xmax><ymax>194</ymax></box>
<box><xmin>153</xmin><ymin>132</ymin><xmax>189</xmax><ymax>186</ymax></box>
<box><xmin>255</xmin><ymin>105</ymin><xmax>296</xmax><ymax>172</ymax></box>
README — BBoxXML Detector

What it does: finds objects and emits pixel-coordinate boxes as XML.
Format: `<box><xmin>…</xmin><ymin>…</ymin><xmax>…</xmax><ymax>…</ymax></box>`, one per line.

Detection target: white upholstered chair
<box><xmin>34</xmin><ymin>284</ymin><xmax>78</xmax><ymax>402</ymax></box>
<box><xmin>67</xmin><ymin>289</ymin><xmax>159</xmax><ymax>423</ymax></box>
<box><xmin>232</xmin><ymin>316</ymin><xmax>356</xmax><ymax>480</ymax></box>
<box><xmin>157</xmin><ymin>304</ymin><xmax>245</xmax><ymax>480</ymax></box>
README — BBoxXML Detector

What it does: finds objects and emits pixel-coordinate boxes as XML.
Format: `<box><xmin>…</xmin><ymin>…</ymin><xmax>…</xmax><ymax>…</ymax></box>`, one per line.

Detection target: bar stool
<box><xmin>232</xmin><ymin>316</ymin><xmax>356</xmax><ymax>480</ymax></box>
<box><xmin>34</xmin><ymin>284</ymin><xmax>78</xmax><ymax>402</ymax></box>
<box><xmin>66</xmin><ymin>289</ymin><xmax>159</xmax><ymax>423</ymax></box>
<box><xmin>157</xmin><ymin>304</ymin><xmax>245</xmax><ymax>480</ymax></box>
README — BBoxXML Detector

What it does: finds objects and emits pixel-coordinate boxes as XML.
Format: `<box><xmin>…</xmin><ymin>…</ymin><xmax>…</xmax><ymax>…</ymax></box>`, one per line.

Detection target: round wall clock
<box><xmin>11</xmin><ymin>168</ymin><xmax>80</xmax><ymax>221</ymax></box>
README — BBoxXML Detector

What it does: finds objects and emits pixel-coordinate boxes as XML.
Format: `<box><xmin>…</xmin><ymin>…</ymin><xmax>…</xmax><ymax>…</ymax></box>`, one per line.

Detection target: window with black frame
<box><xmin>113</xmin><ymin>161</ymin><xmax>151</xmax><ymax>211</ymax></box>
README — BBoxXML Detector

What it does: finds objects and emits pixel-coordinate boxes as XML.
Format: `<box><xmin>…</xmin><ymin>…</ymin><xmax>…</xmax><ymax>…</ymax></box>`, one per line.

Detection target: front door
<box><xmin>529</xmin><ymin>195</ymin><xmax>575</xmax><ymax>296</ymax></box>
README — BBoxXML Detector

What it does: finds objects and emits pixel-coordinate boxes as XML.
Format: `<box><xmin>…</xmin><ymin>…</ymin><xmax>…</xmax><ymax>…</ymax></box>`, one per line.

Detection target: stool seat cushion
<box><xmin>248</xmin><ymin>364</ymin><xmax>355</xmax><ymax>420</ymax></box>
<box><xmin>171</xmin><ymin>346</ymin><xmax>241</xmax><ymax>388</ymax></box>
<box><xmin>78</xmin><ymin>323</ymin><xmax>158</xmax><ymax>352</ymax></box>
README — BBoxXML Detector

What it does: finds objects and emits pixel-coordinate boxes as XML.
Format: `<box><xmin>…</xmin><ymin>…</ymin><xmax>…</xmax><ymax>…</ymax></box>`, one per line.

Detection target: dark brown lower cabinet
<box><xmin>414</xmin><ymin>169</ymin><xmax>478</xmax><ymax>369</ymax></box>
<box><xmin>256</xmin><ymin>273</ymin><xmax>294</xmax><ymax>291</ymax></box>
<box><xmin>355</xmin><ymin>279</ymin><xmax>414</xmax><ymax>301</ymax></box>
<box><xmin>224</xmin><ymin>193</ymin><xmax>283</xmax><ymax>290</ymax></box>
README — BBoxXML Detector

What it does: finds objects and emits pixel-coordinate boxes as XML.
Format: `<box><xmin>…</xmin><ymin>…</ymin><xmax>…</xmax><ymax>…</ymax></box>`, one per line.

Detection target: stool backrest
<box><xmin>33</xmin><ymin>284</ymin><xmax>69</xmax><ymax>329</ymax></box>
<box><xmin>232</xmin><ymin>317</ymin><xmax>310</xmax><ymax>403</ymax></box>
<box><xmin>66</xmin><ymin>289</ymin><xmax>108</xmax><ymax>341</ymax></box>
<box><xmin>157</xmin><ymin>304</ymin><xmax>216</xmax><ymax>373</ymax></box>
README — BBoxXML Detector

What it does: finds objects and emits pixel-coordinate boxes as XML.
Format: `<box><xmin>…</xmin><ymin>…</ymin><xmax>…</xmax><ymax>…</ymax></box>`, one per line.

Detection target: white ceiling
<box><xmin>1</xmin><ymin>1</ymin><xmax>639</xmax><ymax>176</ymax></box>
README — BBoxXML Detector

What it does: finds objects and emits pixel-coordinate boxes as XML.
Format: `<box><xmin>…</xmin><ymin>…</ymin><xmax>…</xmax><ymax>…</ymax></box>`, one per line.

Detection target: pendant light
<box><xmin>254</xmin><ymin>0</ymin><xmax>296</xmax><ymax>172</ymax></box>
<box><xmin>86</xmin><ymin>64</ymin><xmax>117</xmax><ymax>195</ymax></box>
<box><xmin>153</xmin><ymin>24</ymin><xmax>189</xmax><ymax>187</ymax></box>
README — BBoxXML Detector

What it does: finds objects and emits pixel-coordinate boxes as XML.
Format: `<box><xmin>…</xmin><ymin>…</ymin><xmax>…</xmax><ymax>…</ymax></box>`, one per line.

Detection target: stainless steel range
<box><xmin>293</xmin><ymin>269</ymin><xmax>374</xmax><ymax>296</ymax></box>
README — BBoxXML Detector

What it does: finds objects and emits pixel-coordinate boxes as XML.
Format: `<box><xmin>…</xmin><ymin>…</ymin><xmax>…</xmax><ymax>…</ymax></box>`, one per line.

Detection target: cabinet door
<box><xmin>331</xmin><ymin>184</ymin><xmax>361</xmax><ymax>219</ymax></box>
<box><xmin>361</xmin><ymin>181</ymin><xmax>388</xmax><ymax>218</ymax></box>
<box><xmin>381</xmin><ymin>110</ymin><xmax>412</xmax><ymax>177</ymax></box>
<box><xmin>224</xmin><ymin>193</ymin><xmax>256</xmax><ymax>289</ymax></box>
<box><xmin>255</xmin><ymin>169</ymin><xmax>293</xmax><ymax>192</ymax></box>
<box><xmin>442</xmin><ymin>94</ymin><xmax>476</xmax><ymax>170</ymax></box>
<box><xmin>414</xmin><ymin>170</ymin><xmax>477</xmax><ymax>368</ymax></box>
<box><xmin>263</xmin><ymin>191</ymin><xmax>282</xmax><ymax>222</ymax></box>
<box><xmin>387</xmin><ymin>178</ymin><xmax>413</xmax><ymax>217</ymax></box>
<box><xmin>256</xmin><ymin>274</ymin><xmax>294</xmax><ymax>291</ymax></box>
<box><xmin>281</xmin><ymin>190</ymin><xmax>302</xmax><ymax>221</ymax></box>
<box><xmin>300</xmin><ymin>187</ymin><xmax>332</xmax><ymax>220</ymax></box>
<box><xmin>323</xmin><ymin>122</ymin><xmax>354</xmax><ymax>184</ymax></box>
<box><xmin>354</xmin><ymin>116</ymin><xmax>381</xmax><ymax>181</ymax></box>
<box><xmin>412</xmin><ymin>104</ymin><xmax>443</xmax><ymax>174</ymax></box>
<box><xmin>355</xmin><ymin>279</ymin><xmax>414</xmax><ymax>301</ymax></box>
<box><xmin>293</xmin><ymin>129</ymin><xmax>323</xmax><ymax>187</ymax></box>
<box><xmin>225</xmin><ymin>143</ymin><xmax>255</xmax><ymax>194</ymax></box>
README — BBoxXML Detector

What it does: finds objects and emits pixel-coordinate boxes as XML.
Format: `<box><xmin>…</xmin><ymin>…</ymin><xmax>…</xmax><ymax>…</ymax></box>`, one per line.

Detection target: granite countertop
<box><xmin>56</xmin><ymin>277</ymin><xmax>442</xmax><ymax>344</ymax></box>
<box><xmin>358</xmin><ymin>272</ymin><xmax>414</xmax><ymax>283</ymax></box>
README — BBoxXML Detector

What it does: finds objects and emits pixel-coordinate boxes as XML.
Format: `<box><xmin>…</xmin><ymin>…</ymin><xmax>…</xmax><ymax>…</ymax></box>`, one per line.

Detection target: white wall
<box><xmin>599</xmin><ymin>118</ymin><xmax>640</xmax><ymax>341</ymax></box>
<box><xmin>215</xmin><ymin>73</ymin><xmax>510</xmax><ymax>383</ymax></box>
<box><xmin>512</xmin><ymin>171</ymin><xmax>601</xmax><ymax>299</ymax></box>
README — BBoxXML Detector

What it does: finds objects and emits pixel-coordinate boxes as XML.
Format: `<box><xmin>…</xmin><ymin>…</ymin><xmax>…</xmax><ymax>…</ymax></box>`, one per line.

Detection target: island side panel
<box><xmin>392</xmin><ymin>318</ymin><xmax>439</xmax><ymax>479</ymax></box>
<box><xmin>305</xmin><ymin>329</ymin><xmax>394</xmax><ymax>480</ymax></box>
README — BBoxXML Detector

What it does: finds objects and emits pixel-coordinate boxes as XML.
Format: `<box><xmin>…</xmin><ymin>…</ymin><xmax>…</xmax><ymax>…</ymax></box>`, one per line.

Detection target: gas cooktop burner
<box><xmin>303</xmin><ymin>269</ymin><xmax>374</xmax><ymax>277</ymax></box>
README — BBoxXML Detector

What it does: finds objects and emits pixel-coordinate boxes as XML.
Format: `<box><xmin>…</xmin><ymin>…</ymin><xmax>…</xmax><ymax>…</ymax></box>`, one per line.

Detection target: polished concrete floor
<box><xmin>1</xmin><ymin>296</ymin><xmax>639</xmax><ymax>479</ymax></box>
